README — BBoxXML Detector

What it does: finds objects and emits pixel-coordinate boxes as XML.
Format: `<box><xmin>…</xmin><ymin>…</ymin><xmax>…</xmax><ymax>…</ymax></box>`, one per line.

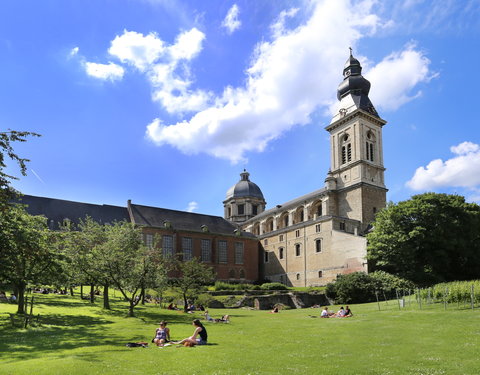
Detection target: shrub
<box><xmin>326</xmin><ymin>272</ymin><xmax>376</xmax><ymax>304</ymax></box>
<box><xmin>260</xmin><ymin>282</ymin><xmax>288</xmax><ymax>291</ymax></box>
<box><xmin>369</xmin><ymin>271</ymin><xmax>416</xmax><ymax>299</ymax></box>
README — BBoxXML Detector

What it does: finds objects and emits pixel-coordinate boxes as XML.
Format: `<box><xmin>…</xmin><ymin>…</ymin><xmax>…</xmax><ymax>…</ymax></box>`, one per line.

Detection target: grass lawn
<box><xmin>1</xmin><ymin>292</ymin><xmax>479</xmax><ymax>375</ymax></box>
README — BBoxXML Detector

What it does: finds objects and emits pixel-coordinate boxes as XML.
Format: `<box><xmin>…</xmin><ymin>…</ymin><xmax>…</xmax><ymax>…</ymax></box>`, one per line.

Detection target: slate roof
<box><xmin>17</xmin><ymin>195</ymin><xmax>129</xmax><ymax>229</ymax></box>
<box><xmin>129</xmin><ymin>203</ymin><xmax>256</xmax><ymax>238</ymax></box>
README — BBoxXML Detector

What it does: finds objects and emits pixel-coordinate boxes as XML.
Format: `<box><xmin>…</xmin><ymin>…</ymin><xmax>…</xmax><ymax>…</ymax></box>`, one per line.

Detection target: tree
<box><xmin>173</xmin><ymin>257</ymin><xmax>215</xmax><ymax>312</ymax></box>
<box><xmin>0</xmin><ymin>205</ymin><xmax>57</xmax><ymax>314</ymax></box>
<box><xmin>95</xmin><ymin>221</ymin><xmax>162</xmax><ymax>317</ymax></box>
<box><xmin>0</xmin><ymin>130</ymin><xmax>40</xmax><ymax>206</ymax></box>
<box><xmin>61</xmin><ymin>217</ymin><xmax>110</xmax><ymax>306</ymax></box>
<box><xmin>367</xmin><ymin>193</ymin><xmax>480</xmax><ymax>285</ymax></box>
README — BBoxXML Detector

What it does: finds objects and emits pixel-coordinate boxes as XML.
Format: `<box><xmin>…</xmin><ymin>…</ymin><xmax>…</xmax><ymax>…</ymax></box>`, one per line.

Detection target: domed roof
<box><xmin>226</xmin><ymin>170</ymin><xmax>264</xmax><ymax>200</ymax></box>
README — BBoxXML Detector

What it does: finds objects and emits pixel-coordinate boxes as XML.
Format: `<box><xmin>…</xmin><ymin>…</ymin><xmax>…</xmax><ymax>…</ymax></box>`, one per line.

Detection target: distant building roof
<box><xmin>129</xmin><ymin>202</ymin><xmax>256</xmax><ymax>238</ymax></box>
<box><xmin>17</xmin><ymin>195</ymin><xmax>129</xmax><ymax>229</ymax></box>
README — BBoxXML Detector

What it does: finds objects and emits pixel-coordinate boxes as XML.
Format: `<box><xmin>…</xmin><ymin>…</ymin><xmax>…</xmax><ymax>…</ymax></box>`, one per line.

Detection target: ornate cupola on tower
<box><xmin>224</xmin><ymin>170</ymin><xmax>266</xmax><ymax>224</ymax></box>
<box><xmin>325</xmin><ymin>49</ymin><xmax>388</xmax><ymax>230</ymax></box>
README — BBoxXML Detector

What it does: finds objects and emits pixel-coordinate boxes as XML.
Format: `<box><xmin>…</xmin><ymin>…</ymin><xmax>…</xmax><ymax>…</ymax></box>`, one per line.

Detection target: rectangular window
<box><xmin>218</xmin><ymin>240</ymin><xmax>227</xmax><ymax>264</ymax></box>
<box><xmin>318</xmin><ymin>270</ymin><xmax>323</xmax><ymax>278</ymax></box>
<box><xmin>347</xmin><ymin>143</ymin><xmax>352</xmax><ymax>162</ymax></box>
<box><xmin>235</xmin><ymin>242</ymin><xmax>244</xmax><ymax>264</ymax></box>
<box><xmin>315</xmin><ymin>239</ymin><xmax>322</xmax><ymax>253</ymax></box>
<box><xmin>162</xmin><ymin>235</ymin><xmax>174</xmax><ymax>258</ymax></box>
<box><xmin>182</xmin><ymin>237</ymin><xmax>192</xmax><ymax>261</ymax></box>
<box><xmin>366</xmin><ymin>141</ymin><xmax>369</xmax><ymax>160</ymax></box>
<box><xmin>339</xmin><ymin>222</ymin><xmax>346</xmax><ymax>231</ymax></box>
<box><xmin>295</xmin><ymin>244</ymin><xmax>301</xmax><ymax>257</ymax></box>
<box><xmin>279</xmin><ymin>234</ymin><xmax>284</xmax><ymax>241</ymax></box>
<box><xmin>279</xmin><ymin>247</ymin><xmax>284</xmax><ymax>259</ymax></box>
<box><xmin>201</xmin><ymin>239</ymin><xmax>212</xmax><ymax>262</ymax></box>
<box><xmin>315</xmin><ymin>224</ymin><xmax>321</xmax><ymax>233</ymax></box>
<box><xmin>370</xmin><ymin>143</ymin><xmax>374</xmax><ymax>161</ymax></box>
<box><xmin>295</xmin><ymin>229</ymin><xmax>300</xmax><ymax>238</ymax></box>
<box><xmin>264</xmin><ymin>239</ymin><xmax>268</xmax><ymax>246</ymax></box>
<box><xmin>342</xmin><ymin>146</ymin><xmax>346</xmax><ymax>164</ymax></box>
<box><xmin>252</xmin><ymin>205</ymin><xmax>258</xmax><ymax>215</ymax></box>
<box><xmin>264</xmin><ymin>251</ymin><xmax>269</xmax><ymax>263</ymax></box>
<box><xmin>145</xmin><ymin>233</ymin><xmax>154</xmax><ymax>248</ymax></box>
<box><xmin>238</xmin><ymin>204</ymin><xmax>245</xmax><ymax>215</ymax></box>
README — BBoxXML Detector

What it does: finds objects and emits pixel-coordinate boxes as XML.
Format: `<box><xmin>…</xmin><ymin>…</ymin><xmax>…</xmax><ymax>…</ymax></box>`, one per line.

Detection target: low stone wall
<box><xmin>235</xmin><ymin>292</ymin><xmax>328</xmax><ymax>310</ymax></box>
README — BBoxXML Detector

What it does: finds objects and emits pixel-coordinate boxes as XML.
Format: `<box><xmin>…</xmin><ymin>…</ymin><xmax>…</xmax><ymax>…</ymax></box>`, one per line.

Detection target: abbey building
<box><xmin>19</xmin><ymin>52</ymin><xmax>386</xmax><ymax>287</ymax></box>
<box><xmin>224</xmin><ymin>51</ymin><xmax>387</xmax><ymax>286</ymax></box>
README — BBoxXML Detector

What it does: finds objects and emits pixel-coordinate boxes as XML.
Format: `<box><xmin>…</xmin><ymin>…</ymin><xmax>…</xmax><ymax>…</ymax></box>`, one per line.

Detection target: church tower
<box><xmin>224</xmin><ymin>170</ymin><xmax>266</xmax><ymax>224</ymax></box>
<box><xmin>325</xmin><ymin>50</ymin><xmax>387</xmax><ymax>230</ymax></box>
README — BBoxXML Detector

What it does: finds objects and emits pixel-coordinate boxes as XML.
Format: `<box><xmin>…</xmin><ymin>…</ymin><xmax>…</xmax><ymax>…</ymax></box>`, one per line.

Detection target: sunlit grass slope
<box><xmin>1</xmin><ymin>293</ymin><xmax>479</xmax><ymax>375</ymax></box>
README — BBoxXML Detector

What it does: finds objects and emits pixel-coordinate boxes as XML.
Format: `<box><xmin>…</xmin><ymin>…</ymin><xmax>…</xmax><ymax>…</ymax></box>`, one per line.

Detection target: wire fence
<box><xmin>373</xmin><ymin>280</ymin><xmax>480</xmax><ymax>311</ymax></box>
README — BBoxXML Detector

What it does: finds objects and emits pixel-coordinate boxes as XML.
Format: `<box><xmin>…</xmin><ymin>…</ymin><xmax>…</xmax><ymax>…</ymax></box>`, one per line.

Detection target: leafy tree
<box><xmin>0</xmin><ymin>130</ymin><xmax>40</xmax><ymax>206</ymax></box>
<box><xmin>61</xmin><ymin>217</ymin><xmax>110</xmax><ymax>305</ymax></box>
<box><xmin>325</xmin><ymin>272</ymin><xmax>377</xmax><ymax>304</ymax></box>
<box><xmin>367</xmin><ymin>193</ymin><xmax>480</xmax><ymax>285</ymax></box>
<box><xmin>0</xmin><ymin>205</ymin><xmax>57</xmax><ymax>313</ymax></box>
<box><xmin>173</xmin><ymin>257</ymin><xmax>215</xmax><ymax>312</ymax></box>
<box><xmin>95</xmin><ymin>221</ymin><xmax>162</xmax><ymax>317</ymax></box>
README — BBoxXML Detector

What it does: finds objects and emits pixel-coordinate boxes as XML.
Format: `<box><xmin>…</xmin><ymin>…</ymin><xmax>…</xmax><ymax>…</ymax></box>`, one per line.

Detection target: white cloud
<box><xmin>70</xmin><ymin>47</ymin><xmax>79</xmax><ymax>57</ymax></box>
<box><xmin>108</xmin><ymin>30</ymin><xmax>164</xmax><ymax>71</ymax></box>
<box><xmin>106</xmin><ymin>28</ymin><xmax>210</xmax><ymax>113</ymax></box>
<box><xmin>84</xmin><ymin>62</ymin><xmax>124</xmax><ymax>81</ymax></box>
<box><xmin>222</xmin><ymin>4</ymin><xmax>241</xmax><ymax>34</ymax></box>
<box><xmin>186</xmin><ymin>201</ymin><xmax>199</xmax><ymax>212</ymax></box>
<box><xmin>270</xmin><ymin>8</ymin><xmax>299</xmax><ymax>38</ymax></box>
<box><xmin>406</xmin><ymin>142</ymin><xmax>480</xmax><ymax>190</ymax></box>
<box><xmin>366</xmin><ymin>43</ymin><xmax>436</xmax><ymax>111</ymax></box>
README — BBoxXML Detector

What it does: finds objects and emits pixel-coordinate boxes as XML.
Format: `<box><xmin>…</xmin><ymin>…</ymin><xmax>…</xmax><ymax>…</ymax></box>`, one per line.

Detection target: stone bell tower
<box><xmin>325</xmin><ymin>49</ymin><xmax>388</xmax><ymax>230</ymax></box>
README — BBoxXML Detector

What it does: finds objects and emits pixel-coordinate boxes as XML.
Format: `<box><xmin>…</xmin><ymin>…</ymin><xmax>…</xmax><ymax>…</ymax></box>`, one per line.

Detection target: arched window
<box><xmin>229</xmin><ymin>269</ymin><xmax>235</xmax><ymax>279</ymax></box>
<box><xmin>239</xmin><ymin>269</ymin><xmax>245</xmax><ymax>279</ymax></box>
<box><xmin>279</xmin><ymin>247</ymin><xmax>284</xmax><ymax>260</ymax></box>
<box><xmin>295</xmin><ymin>244</ymin><xmax>301</xmax><ymax>257</ymax></box>
<box><xmin>341</xmin><ymin>133</ymin><xmax>351</xmax><ymax>164</ymax></box>
<box><xmin>366</xmin><ymin>130</ymin><xmax>376</xmax><ymax>162</ymax></box>
<box><xmin>318</xmin><ymin>270</ymin><xmax>323</xmax><ymax>278</ymax></box>
<box><xmin>296</xmin><ymin>273</ymin><xmax>301</xmax><ymax>280</ymax></box>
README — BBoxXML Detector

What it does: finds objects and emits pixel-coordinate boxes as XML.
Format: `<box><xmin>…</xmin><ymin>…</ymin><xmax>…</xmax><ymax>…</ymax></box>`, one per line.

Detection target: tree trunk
<box><xmin>89</xmin><ymin>283</ymin><xmax>95</xmax><ymax>303</ymax></box>
<box><xmin>15</xmin><ymin>281</ymin><xmax>26</xmax><ymax>314</ymax></box>
<box><xmin>183</xmin><ymin>292</ymin><xmax>188</xmax><ymax>313</ymax></box>
<box><xmin>103</xmin><ymin>284</ymin><xmax>110</xmax><ymax>310</ymax></box>
<box><xmin>69</xmin><ymin>286</ymin><xmax>74</xmax><ymax>296</ymax></box>
<box><xmin>128</xmin><ymin>300</ymin><xmax>135</xmax><ymax>317</ymax></box>
<box><xmin>141</xmin><ymin>287</ymin><xmax>145</xmax><ymax>305</ymax></box>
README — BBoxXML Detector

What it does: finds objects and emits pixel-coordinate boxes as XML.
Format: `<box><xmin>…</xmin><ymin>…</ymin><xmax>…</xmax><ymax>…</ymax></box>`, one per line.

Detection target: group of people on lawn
<box><xmin>153</xmin><ymin>319</ymin><xmax>208</xmax><ymax>347</ymax></box>
<box><xmin>321</xmin><ymin>306</ymin><xmax>353</xmax><ymax>318</ymax></box>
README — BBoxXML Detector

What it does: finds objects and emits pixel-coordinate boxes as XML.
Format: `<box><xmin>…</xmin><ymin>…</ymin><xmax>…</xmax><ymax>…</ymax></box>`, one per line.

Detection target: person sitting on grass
<box><xmin>270</xmin><ymin>306</ymin><xmax>279</xmax><ymax>313</ymax></box>
<box><xmin>153</xmin><ymin>321</ymin><xmax>170</xmax><ymax>347</ymax></box>
<box><xmin>173</xmin><ymin>319</ymin><xmax>208</xmax><ymax>347</ymax></box>
<box><xmin>204</xmin><ymin>310</ymin><xmax>214</xmax><ymax>322</ymax></box>
<box><xmin>320</xmin><ymin>307</ymin><xmax>334</xmax><ymax>318</ymax></box>
<box><xmin>344</xmin><ymin>305</ymin><xmax>353</xmax><ymax>317</ymax></box>
<box><xmin>336</xmin><ymin>306</ymin><xmax>346</xmax><ymax>317</ymax></box>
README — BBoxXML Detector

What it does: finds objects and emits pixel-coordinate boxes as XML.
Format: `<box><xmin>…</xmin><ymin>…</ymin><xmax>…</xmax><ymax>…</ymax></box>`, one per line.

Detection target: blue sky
<box><xmin>2</xmin><ymin>0</ymin><xmax>480</xmax><ymax>216</ymax></box>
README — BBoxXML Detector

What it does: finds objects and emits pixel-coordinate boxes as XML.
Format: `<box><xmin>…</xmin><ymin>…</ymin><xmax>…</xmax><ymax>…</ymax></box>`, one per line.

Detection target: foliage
<box><xmin>417</xmin><ymin>279</ymin><xmax>480</xmax><ymax>305</ymax></box>
<box><xmin>367</xmin><ymin>193</ymin><xmax>480</xmax><ymax>285</ymax></box>
<box><xmin>0</xmin><ymin>130</ymin><xmax>40</xmax><ymax>206</ymax></box>
<box><xmin>325</xmin><ymin>272</ymin><xmax>377</xmax><ymax>304</ymax></box>
<box><xmin>260</xmin><ymin>282</ymin><xmax>288</xmax><ymax>290</ymax></box>
<box><xmin>213</xmin><ymin>281</ymin><xmax>261</xmax><ymax>291</ymax></box>
<box><xmin>95</xmin><ymin>221</ymin><xmax>165</xmax><ymax>317</ymax></box>
<box><xmin>172</xmin><ymin>257</ymin><xmax>215</xmax><ymax>311</ymax></box>
<box><xmin>0</xmin><ymin>204</ymin><xmax>58</xmax><ymax>313</ymax></box>
<box><xmin>369</xmin><ymin>271</ymin><xmax>416</xmax><ymax>299</ymax></box>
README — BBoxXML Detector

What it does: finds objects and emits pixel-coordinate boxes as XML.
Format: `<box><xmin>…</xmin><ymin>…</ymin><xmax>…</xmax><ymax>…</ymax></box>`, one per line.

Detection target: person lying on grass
<box><xmin>172</xmin><ymin>319</ymin><xmax>208</xmax><ymax>347</ymax></box>
<box><xmin>204</xmin><ymin>310</ymin><xmax>230</xmax><ymax>323</ymax></box>
<box><xmin>153</xmin><ymin>321</ymin><xmax>171</xmax><ymax>346</ymax></box>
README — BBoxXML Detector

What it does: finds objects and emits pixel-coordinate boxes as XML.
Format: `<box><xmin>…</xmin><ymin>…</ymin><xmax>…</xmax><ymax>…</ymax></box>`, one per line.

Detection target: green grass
<box><xmin>1</xmin><ymin>293</ymin><xmax>480</xmax><ymax>375</ymax></box>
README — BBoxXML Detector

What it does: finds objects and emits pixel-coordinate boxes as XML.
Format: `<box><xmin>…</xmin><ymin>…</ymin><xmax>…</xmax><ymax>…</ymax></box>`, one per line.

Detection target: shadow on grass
<box><xmin>0</xmin><ymin>313</ymin><xmax>119</xmax><ymax>363</ymax></box>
